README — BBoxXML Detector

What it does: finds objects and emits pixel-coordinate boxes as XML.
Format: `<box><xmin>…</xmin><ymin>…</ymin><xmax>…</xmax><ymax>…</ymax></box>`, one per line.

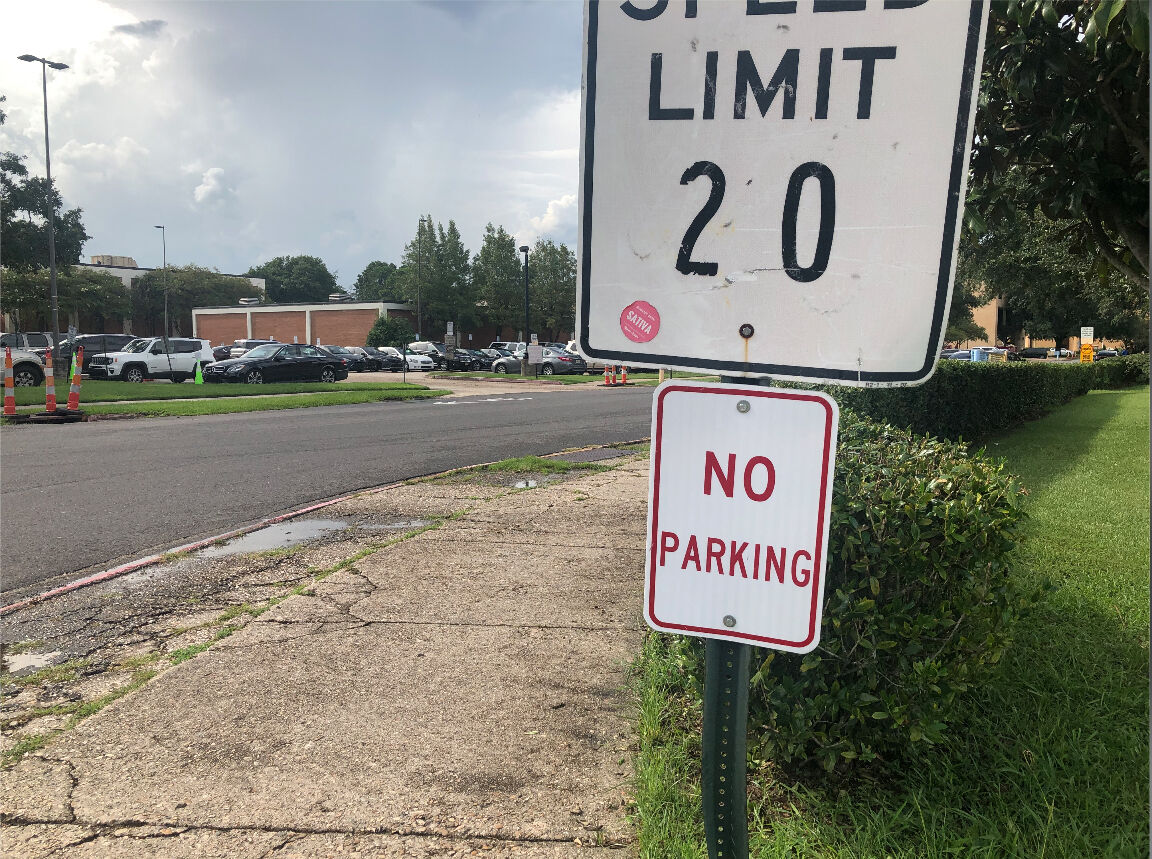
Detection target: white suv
<box><xmin>87</xmin><ymin>337</ymin><xmax>214</xmax><ymax>383</ymax></box>
<box><xmin>4</xmin><ymin>348</ymin><xmax>46</xmax><ymax>386</ymax></box>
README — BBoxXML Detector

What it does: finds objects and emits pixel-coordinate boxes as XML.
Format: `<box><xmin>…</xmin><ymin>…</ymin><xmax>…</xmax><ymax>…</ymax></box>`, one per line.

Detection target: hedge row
<box><xmin>785</xmin><ymin>357</ymin><xmax>1147</xmax><ymax>442</ymax></box>
<box><xmin>742</xmin><ymin>414</ymin><xmax>1028</xmax><ymax>773</ymax></box>
<box><xmin>1093</xmin><ymin>353</ymin><xmax>1150</xmax><ymax>389</ymax></box>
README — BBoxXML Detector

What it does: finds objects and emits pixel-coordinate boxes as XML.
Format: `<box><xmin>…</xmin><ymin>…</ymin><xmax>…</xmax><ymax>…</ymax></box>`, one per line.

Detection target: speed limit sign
<box><xmin>576</xmin><ymin>0</ymin><xmax>988</xmax><ymax>386</ymax></box>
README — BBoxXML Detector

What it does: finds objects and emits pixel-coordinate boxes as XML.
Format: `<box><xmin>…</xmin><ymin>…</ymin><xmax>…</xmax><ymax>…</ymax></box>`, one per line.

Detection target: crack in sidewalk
<box><xmin>3</xmin><ymin>814</ymin><xmax>630</xmax><ymax>849</ymax></box>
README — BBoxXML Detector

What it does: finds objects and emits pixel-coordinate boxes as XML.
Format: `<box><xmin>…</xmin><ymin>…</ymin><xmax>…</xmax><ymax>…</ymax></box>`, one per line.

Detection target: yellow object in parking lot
<box><xmin>1080</xmin><ymin>344</ymin><xmax>1094</xmax><ymax>363</ymax></box>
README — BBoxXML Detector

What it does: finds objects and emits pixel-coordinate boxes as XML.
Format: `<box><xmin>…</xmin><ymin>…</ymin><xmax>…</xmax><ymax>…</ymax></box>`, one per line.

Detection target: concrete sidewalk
<box><xmin>2</xmin><ymin>453</ymin><xmax>650</xmax><ymax>857</ymax></box>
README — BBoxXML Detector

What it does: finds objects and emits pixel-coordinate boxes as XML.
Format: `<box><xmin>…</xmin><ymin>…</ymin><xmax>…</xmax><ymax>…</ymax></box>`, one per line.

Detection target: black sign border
<box><xmin>578</xmin><ymin>0</ymin><xmax>987</xmax><ymax>385</ymax></box>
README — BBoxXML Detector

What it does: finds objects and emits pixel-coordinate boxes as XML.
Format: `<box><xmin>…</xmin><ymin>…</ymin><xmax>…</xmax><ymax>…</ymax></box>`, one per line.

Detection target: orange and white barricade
<box><xmin>2</xmin><ymin>348</ymin><xmax>15</xmax><ymax>416</ymax></box>
<box><xmin>44</xmin><ymin>350</ymin><xmax>57</xmax><ymax>412</ymax></box>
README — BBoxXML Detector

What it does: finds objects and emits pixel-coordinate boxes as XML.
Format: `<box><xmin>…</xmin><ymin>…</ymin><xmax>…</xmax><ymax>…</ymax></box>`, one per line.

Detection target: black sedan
<box><xmin>362</xmin><ymin>346</ymin><xmax>406</xmax><ymax>371</ymax></box>
<box><xmin>320</xmin><ymin>345</ymin><xmax>367</xmax><ymax>372</ymax></box>
<box><xmin>202</xmin><ymin>343</ymin><xmax>349</xmax><ymax>384</ymax></box>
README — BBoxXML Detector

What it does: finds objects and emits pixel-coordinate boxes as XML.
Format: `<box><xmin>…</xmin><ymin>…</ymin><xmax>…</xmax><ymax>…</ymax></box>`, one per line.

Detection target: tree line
<box><xmin>242</xmin><ymin>217</ymin><xmax>577</xmax><ymax>343</ymax></box>
<box><xmin>345</xmin><ymin>217</ymin><xmax>576</xmax><ymax>343</ymax></box>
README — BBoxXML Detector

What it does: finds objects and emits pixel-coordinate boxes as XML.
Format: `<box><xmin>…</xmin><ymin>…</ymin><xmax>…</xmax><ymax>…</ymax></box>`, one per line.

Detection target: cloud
<box><xmin>192</xmin><ymin>167</ymin><xmax>237</xmax><ymax>209</ymax></box>
<box><xmin>113</xmin><ymin>19</ymin><xmax>166</xmax><ymax>38</ymax></box>
<box><xmin>55</xmin><ymin>137</ymin><xmax>149</xmax><ymax>182</ymax></box>
<box><xmin>1</xmin><ymin>0</ymin><xmax>584</xmax><ymax>283</ymax></box>
<box><xmin>528</xmin><ymin>194</ymin><xmax>577</xmax><ymax>243</ymax></box>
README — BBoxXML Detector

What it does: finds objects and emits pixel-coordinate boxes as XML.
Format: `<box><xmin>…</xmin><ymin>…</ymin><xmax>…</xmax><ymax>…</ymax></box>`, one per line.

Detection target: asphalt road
<box><xmin>0</xmin><ymin>385</ymin><xmax>654</xmax><ymax>604</ymax></box>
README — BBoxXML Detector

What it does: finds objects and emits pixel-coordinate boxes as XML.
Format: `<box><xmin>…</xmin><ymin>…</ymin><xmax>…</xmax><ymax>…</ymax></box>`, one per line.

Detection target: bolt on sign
<box><xmin>646</xmin><ymin>382</ymin><xmax>838</xmax><ymax>650</ymax></box>
<box><xmin>577</xmin><ymin>0</ymin><xmax>990</xmax><ymax>386</ymax></box>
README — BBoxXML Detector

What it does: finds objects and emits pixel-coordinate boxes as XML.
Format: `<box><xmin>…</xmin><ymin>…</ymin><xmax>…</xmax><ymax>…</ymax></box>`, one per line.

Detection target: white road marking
<box><xmin>433</xmin><ymin>396</ymin><xmax>535</xmax><ymax>406</ymax></box>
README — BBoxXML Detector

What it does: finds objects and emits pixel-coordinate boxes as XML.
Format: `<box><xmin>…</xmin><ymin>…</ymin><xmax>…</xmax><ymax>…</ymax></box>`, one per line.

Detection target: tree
<box><xmin>0</xmin><ymin>267</ymin><xmax>129</xmax><ymax>331</ymax></box>
<box><xmin>133</xmin><ymin>265</ymin><xmax>263</xmax><ymax>336</ymax></box>
<box><xmin>428</xmin><ymin>220</ymin><xmax>476</xmax><ymax>332</ymax></box>
<box><xmin>472</xmin><ymin>224</ymin><xmax>523</xmax><ymax>340</ymax></box>
<box><xmin>365</xmin><ymin>314</ymin><xmax>414</xmax><ymax>349</ymax></box>
<box><xmin>397</xmin><ymin>217</ymin><xmax>475</xmax><ymax>338</ymax></box>
<box><xmin>245</xmin><ymin>255</ymin><xmax>338</xmax><ymax>303</ymax></box>
<box><xmin>1</xmin><ymin>98</ymin><xmax>90</xmax><ymax>274</ymax></box>
<box><xmin>529</xmin><ymin>239</ymin><xmax>576</xmax><ymax>342</ymax></box>
<box><xmin>958</xmin><ymin>202</ymin><xmax>1140</xmax><ymax>349</ymax></box>
<box><xmin>354</xmin><ymin>261</ymin><xmax>400</xmax><ymax>301</ymax></box>
<box><xmin>971</xmin><ymin>1</ymin><xmax>1149</xmax><ymax>287</ymax></box>
<box><xmin>398</xmin><ymin>215</ymin><xmax>438</xmax><ymax>337</ymax></box>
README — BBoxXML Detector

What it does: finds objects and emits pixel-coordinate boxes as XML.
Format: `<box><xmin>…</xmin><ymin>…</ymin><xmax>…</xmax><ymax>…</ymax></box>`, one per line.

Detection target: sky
<box><xmin>2</xmin><ymin>0</ymin><xmax>583</xmax><ymax>288</ymax></box>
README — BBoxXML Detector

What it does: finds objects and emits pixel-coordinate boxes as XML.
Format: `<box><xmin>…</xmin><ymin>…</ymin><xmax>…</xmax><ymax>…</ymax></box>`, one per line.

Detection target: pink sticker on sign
<box><xmin>620</xmin><ymin>301</ymin><xmax>660</xmax><ymax>343</ymax></box>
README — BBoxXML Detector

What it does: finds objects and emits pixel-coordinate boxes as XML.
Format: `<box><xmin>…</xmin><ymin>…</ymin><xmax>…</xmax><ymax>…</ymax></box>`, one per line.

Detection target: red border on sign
<box><xmin>647</xmin><ymin>384</ymin><xmax>835</xmax><ymax>647</ymax></box>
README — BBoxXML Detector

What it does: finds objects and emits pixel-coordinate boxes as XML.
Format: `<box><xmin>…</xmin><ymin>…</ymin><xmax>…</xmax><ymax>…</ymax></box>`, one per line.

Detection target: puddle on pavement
<box><xmin>3</xmin><ymin>650</ymin><xmax>63</xmax><ymax>673</ymax></box>
<box><xmin>514</xmin><ymin>480</ymin><xmax>538</xmax><ymax>489</ymax></box>
<box><xmin>358</xmin><ymin>519</ymin><xmax>434</xmax><ymax>531</ymax></box>
<box><xmin>199</xmin><ymin>519</ymin><xmax>349</xmax><ymax>558</ymax></box>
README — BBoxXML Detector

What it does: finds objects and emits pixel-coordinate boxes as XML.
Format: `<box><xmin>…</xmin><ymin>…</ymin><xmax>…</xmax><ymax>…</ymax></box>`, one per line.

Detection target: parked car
<box><xmin>565</xmin><ymin>340</ymin><xmax>608</xmax><ymax>371</ymax></box>
<box><xmin>57</xmin><ymin>334</ymin><xmax>140</xmax><ymax>373</ymax></box>
<box><xmin>474</xmin><ymin>348</ymin><xmax>510</xmax><ymax>370</ymax></box>
<box><xmin>490</xmin><ymin>347</ymin><xmax>586</xmax><ymax>375</ymax></box>
<box><xmin>407</xmin><ymin>341</ymin><xmax>449</xmax><ymax>369</ymax></box>
<box><xmin>0</xmin><ymin>332</ymin><xmax>55</xmax><ymax>358</ymax></box>
<box><xmin>540</xmin><ymin>347</ymin><xmax>587</xmax><ymax>375</ymax></box>
<box><xmin>362</xmin><ymin>346</ymin><xmax>406</xmax><ymax>372</ymax></box>
<box><xmin>343</xmin><ymin>346</ymin><xmax>381</xmax><ymax>371</ymax></box>
<box><xmin>383</xmin><ymin>346</ymin><xmax>433</xmax><ymax>371</ymax></box>
<box><xmin>320</xmin><ymin>345</ymin><xmax>367</xmax><ymax>373</ymax></box>
<box><xmin>229</xmin><ymin>338</ymin><xmax>279</xmax><ymax>358</ymax></box>
<box><xmin>441</xmin><ymin>348</ymin><xmax>477</xmax><ymax>371</ymax></box>
<box><xmin>941</xmin><ymin>350</ymin><xmax>971</xmax><ymax>361</ymax></box>
<box><xmin>1050</xmin><ymin>347</ymin><xmax>1076</xmax><ymax>359</ymax></box>
<box><xmin>202</xmin><ymin>343</ymin><xmax>349</xmax><ymax>384</ymax></box>
<box><xmin>1018</xmin><ymin>347</ymin><xmax>1049</xmax><ymax>359</ymax></box>
<box><xmin>87</xmin><ymin>337</ymin><xmax>214</xmax><ymax>382</ymax></box>
<box><xmin>1095</xmin><ymin>349</ymin><xmax>1119</xmax><ymax>360</ymax></box>
<box><xmin>4</xmin><ymin>348</ymin><xmax>45</xmax><ymax>386</ymax></box>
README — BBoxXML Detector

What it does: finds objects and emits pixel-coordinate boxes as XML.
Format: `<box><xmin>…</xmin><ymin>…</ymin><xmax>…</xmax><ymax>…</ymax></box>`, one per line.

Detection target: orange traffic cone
<box><xmin>44</xmin><ymin>350</ymin><xmax>57</xmax><ymax>412</ymax></box>
<box><xmin>66</xmin><ymin>346</ymin><xmax>84</xmax><ymax>411</ymax></box>
<box><xmin>603</xmin><ymin>365</ymin><xmax>611</xmax><ymax>386</ymax></box>
<box><xmin>621</xmin><ymin>366</ymin><xmax>628</xmax><ymax>384</ymax></box>
<box><xmin>610</xmin><ymin>365</ymin><xmax>618</xmax><ymax>386</ymax></box>
<box><xmin>3</xmin><ymin>348</ymin><xmax>15</xmax><ymax>416</ymax></box>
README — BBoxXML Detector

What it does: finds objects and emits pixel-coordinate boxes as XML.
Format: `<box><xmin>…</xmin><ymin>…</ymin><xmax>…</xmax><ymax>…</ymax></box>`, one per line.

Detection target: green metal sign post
<box><xmin>702</xmin><ymin>638</ymin><xmax>752</xmax><ymax>859</ymax></box>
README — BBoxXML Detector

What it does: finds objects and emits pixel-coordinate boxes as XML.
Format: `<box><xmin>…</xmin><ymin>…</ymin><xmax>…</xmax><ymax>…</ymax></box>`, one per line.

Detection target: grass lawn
<box><xmin>11</xmin><ymin>379</ymin><xmax>426</xmax><ymax>406</ymax></box>
<box><xmin>70</xmin><ymin>388</ymin><xmax>449</xmax><ymax>417</ymax></box>
<box><xmin>633</xmin><ymin>387</ymin><xmax>1150</xmax><ymax>858</ymax></box>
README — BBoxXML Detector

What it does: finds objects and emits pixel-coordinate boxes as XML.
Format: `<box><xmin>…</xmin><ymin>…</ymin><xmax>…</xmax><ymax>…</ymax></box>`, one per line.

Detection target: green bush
<box><xmin>1093</xmin><ymin>353</ymin><xmax>1150</xmax><ymax>389</ymax></box>
<box><xmin>786</xmin><ymin>361</ymin><xmax>1097</xmax><ymax>441</ymax></box>
<box><xmin>746</xmin><ymin>413</ymin><xmax>1028</xmax><ymax>774</ymax></box>
<box><xmin>365</xmin><ymin>315</ymin><xmax>414</xmax><ymax>348</ymax></box>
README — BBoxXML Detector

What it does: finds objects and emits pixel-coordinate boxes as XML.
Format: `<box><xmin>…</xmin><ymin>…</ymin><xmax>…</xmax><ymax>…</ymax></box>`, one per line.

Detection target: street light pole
<box><xmin>154</xmin><ymin>225</ymin><xmax>167</xmax><ymax>337</ymax></box>
<box><xmin>154</xmin><ymin>225</ymin><xmax>173</xmax><ymax>377</ymax></box>
<box><xmin>519</xmin><ymin>244</ymin><xmax>530</xmax><ymax>377</ymax></box>
<box><xmin>17</xmin><ymin>54</ymin><xmax>69</xmax><ymax>369</ymax></box>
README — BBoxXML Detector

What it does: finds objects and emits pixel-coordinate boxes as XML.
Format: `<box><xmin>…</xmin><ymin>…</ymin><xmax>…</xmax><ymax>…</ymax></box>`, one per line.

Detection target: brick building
<box><xmin>192</xmin><ymin>301</ymin><xmax>415</xmax><ymax>348</ymax></box>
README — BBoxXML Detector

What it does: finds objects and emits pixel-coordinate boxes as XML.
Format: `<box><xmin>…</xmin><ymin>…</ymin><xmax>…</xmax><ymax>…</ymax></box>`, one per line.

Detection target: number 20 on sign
<box><xmin>578</xmin><ymin>0</ymin><xmax>989</xmax><ymax>385</ymax></box>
